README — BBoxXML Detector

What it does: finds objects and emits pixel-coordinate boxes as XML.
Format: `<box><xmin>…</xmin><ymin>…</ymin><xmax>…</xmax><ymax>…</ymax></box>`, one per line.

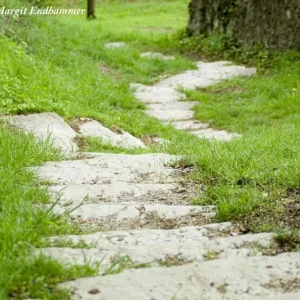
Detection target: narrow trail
<box><xmin>3</xmin><ymin>52</ymin><xmax>300</xmax><ymax>300</ymax></box>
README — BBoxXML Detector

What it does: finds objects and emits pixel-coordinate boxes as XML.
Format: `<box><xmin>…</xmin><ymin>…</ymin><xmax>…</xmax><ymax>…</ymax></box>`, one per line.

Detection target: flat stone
<box><xmin>47</xmin><ymin>183</ymin><xmax>184</xmax><ymax>205</ymax></box>
<box><xmin>147</xmin><ymin>101</ymin><xmax>197</xmax><ymax>111</ymax></box>
<box><xmin>146</xmin><ymin>109</ymin><xmax>194</xmax><ymax>121</ymax></box>
<box><xmin>130</xmin><ymin>83</ymin><xmax>186</xmax><ymax>103</ymax></box>
<box><xmin>79</xmin><ymin>120</ymin><xmax>145</xmax><ymax>149</ymax></box>
<box><xmin>170</xmin><ymin>120</ymin><xmax>210</xmax><ymax>131</ymax></box>
<box><xmin>51</xmin><ymin>203</ymin><xmax>215</xmax><ymax>230</ymax></box>
<box><xmin>33</xmin><ymin>153</ymin><xmax>181</xmax><ymax>185</ymax></box>
<box><xmin>156</xmin><ymin>61</ymin><xmax>257</xmax><ymax>90</ymax></box>
<box><xmin>41</xmin><ymin>226</ymin><xmax>273</xmax><ymax>268</ymax></box>
<box><xmin>58</xmin><ymin>252</ymin><xmax>300</xmax><ymax>300</ymax></box>
<box><xmin>1</xmin><ymin>113</ymin><xmax>78</xmax><ymax>154</ymax></box>
<box><xmin>191</xmin><ymin>128</ymin><xmax>241</xmax><ymax>141</ymax></box>
<box><xmin>104</xmin><ymin>42</ymin><xmax>126</xmax><ymax>49</ymax></box>
<box><xmin>141</xmin><ymin>52</ymin><xmax>175</xmax><ymax>60</ymax></box>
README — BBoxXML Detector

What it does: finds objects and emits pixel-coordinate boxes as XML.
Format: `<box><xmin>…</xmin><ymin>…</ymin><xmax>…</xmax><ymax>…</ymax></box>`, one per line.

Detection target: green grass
<box><xmin>0</xmin><ymin>0</ymin><xmax>300</xmax><ymax>297</ymax></box>
<box><xmin>0</xmin><ymin>125</ymin><xmax>98</xmax><ymax>299</ymax></box>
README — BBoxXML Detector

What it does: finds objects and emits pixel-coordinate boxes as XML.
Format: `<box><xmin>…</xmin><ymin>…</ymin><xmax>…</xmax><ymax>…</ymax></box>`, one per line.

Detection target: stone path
<box><xmin>3</xmin><ymin>55</ymin><xmax>300</xmax><ymax>299</ymax></box>
<box><xmin>131</xmin><ymin>61</ymin><xmax>256</xmax><ymax>141</ymax></box>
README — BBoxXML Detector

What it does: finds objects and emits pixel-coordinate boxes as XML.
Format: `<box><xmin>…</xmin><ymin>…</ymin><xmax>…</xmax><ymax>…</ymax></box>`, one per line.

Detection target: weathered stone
<box><xmin>146</xmin><ymin>109</ymin><xmax>194</xmax><ymax>121</ymax></box>
<box><xmin>58</xmin><ymin>252</ymin><xmax>300</xmax><ymax>300</ymax></box>
<box><xmin>170</xmin><ymin>120</ymin><xmax>210</xmax><ymax>131</ymax></box>
<box><xmin>191</xmin><ymin>128</ymin><xmax>241</xmax><ymax>141</ymax></box>
<box><xmin>147</xmin><ymin>101</ymin><xmax>197</xmax><ymax>111</ymax></box>
<box><xmin>47</xmin><ymin>183</ymin><xmax>186</xmax><ymax>205</ymax></box>
<box><xmin>33</xmin><ymin>153</ymin><xmax>182</xmax><ymax>185</ymax></box>
<box><xmin>78</xmin><ymin>120</ymin><xmax>145</xmax><ymax>149</ymax></box>
<box><xmin>41</xmin><ymin>226</ymin><xmax>273</xmax><ymax>268</ymax></box>
<box><xmin>51</xmin><ymin>203</ymin><xmax>215</xmax><ymax>230</ymax></box>
<box><xmin>141</xmin><ymin>52</ymin><xmax>175</xmax><ymax>60</ymax></box>
<box><xmin>130</xmin><ymin>83</ymin><xmax>186</xmax><ymax>103</ymax></box>
<box><xmin>1</xmin><ymin>113</ymin><xmax>78</xmax><ymax>154</ymax></box>
<box><xmin>156</xmin><ymin>61</ymin><xmax>256</xmax><ymax>89</ymax></box>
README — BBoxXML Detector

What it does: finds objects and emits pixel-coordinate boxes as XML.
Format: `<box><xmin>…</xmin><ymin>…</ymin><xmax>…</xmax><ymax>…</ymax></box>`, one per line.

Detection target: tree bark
<box><xmin>87</xmin><ymin>0</ymin><xmax>96</xmax><ymax>19</ymax></box>
<box><xmin>187</xmin><ymin>0</ymin><xmax>300</xmax><ymax>51</ymax></box>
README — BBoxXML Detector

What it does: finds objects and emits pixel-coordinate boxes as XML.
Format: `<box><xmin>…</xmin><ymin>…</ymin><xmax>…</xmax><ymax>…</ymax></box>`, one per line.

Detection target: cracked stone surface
<box><xmin>132</xmin><ymin>61</ymin><xmax>256</xmax><ymax>141</ymax></box>
<box><xmin>52</xmin><ymin>203</ymin><xmax>215</xmax><ymax>230</ymax></box>
<box><xmin>1</xmin><ymin>113</ymin><xmax>78</xmax><ymax>154</ymax></box>
<box><xmin>33</xmin><ymin>153</ymin><xmax>185</xmax><ymax>186</ymax></box>
<box><xmin>41</xmin><ymin>225</ymin><xmax>273</xmax><ymax>268</ymax></box>
<box><xmin>78</xmin><ymin>119</ymin><xmax>146</xmax><ymax>149</ymax></box>
<box><xmin>34</xmin><ymin>153</ymin><xmax>200</xmax><ymax>231</ymax></box>
<box><xmin>47</xmin><ymin>183</ymin><xmax>189</xmax><ymax>205</ymax></box>
<box><xmin>58</xmin><ymin>252</ymin><xmax>300</xmax><ymax>300</ymax></box>
<box><xmin>141</xmin><ymin>52</ymin><xmax>175</xmax><ymax>60</ymax></box>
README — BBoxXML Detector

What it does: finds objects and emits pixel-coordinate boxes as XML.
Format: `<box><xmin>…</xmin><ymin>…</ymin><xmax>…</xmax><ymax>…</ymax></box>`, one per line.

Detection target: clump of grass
<box><xmin>0</xmin><ymin>125</ymin><xmax>97</xmax><ymax>298</ymax></box>
<box><xmin>103</xmin><ymin>256</ymin><xmax>150</xmax><ymax>276</ymax></box>
<box><xmin>274</xmin><ymin>231</ymin><xmax>300</xmax><ymax>252</ymax></box>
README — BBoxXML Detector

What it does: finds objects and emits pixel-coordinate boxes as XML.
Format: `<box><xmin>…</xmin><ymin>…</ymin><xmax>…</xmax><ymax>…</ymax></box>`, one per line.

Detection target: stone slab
<box><xmin>42</xmin><ymin>226</ymin><xmax>273</xmax><ymax>267</ymax></box>
<box><xmin>47</xmin><ymin>183</ymin><xmax>185</xmax><ymax>205</ymax></box>
<box><xmin>170</xmin><ymin>120</ymin><xmax>210</xmax><ymax>131</ymax></box>
<box><xmin>58</xmin><ymin>252</ymin><xmax>300</xmax><ymax>300</ymax></box>
<box><xmin>191</xmin><ymin>128</ymin><xmax>241</xmax><ymax>141</ymax></box>
<box><xmin>130</xmin><ymin>83</ymin><xmax>186</xmax><ymax>103</ymax></box>
<box><xmin>1</xmin><ymin>113</ymin><xmax>78</xmax><ymax>154</ymax></box>
<box><xmin>141</xmin><ymin>52</ymin><xmax>175</xmax><ymax>60</ymax></box>
<box><xmin>156</xmin><ymin>61</ymin><xmax>257</xmax><ymax>90</ymax></box>
<box><xmin>33</xmin><ymin>153</ymin><xmax>182</xmax><ymax>185</ymax></box>
<box><xmin>146</xmin><ymin>109</ymin><xmax>194</xmax><ymax>121</ymax></box>
<box><xmin>51</xmin><ymin>203</ymin><xmax>215</xmax><ymax>230</ymax></box>
<box><xmin>79</xmin><ymin>120</ymin><xmax>145</xmax><ymax>149</ymax></box>
<box><xmin>147</xmin><ymin>101</ymin><xmax>197</xmax><ymax>111</ymax></box>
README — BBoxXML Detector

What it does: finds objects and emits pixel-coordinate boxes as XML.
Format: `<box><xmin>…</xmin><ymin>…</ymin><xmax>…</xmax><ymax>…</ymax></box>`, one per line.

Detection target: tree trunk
<box><xmin>87</xmin><ymin>0</ymin><xmax>96</xmax><ymax>19</ymax></box>
<box><xmin>187</xmin><ymin>0</ymin><xmax>300</xmax><ymax>51</ymax></box>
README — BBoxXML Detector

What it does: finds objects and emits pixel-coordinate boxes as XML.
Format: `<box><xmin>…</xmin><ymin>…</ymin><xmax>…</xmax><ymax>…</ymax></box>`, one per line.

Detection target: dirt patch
<box><xmin>141</xmin><ymin>135</ymin><xmax>165</xmax><ymax>146</ymax></box>
<box><xmin>239</xmin><ymin>190</ymin><xmax>300</xmax><ymax>233</ymax></box>
<box><xmin>99</xmin><ymin>64</ymin><xmax>122</xmax><ymax>80</ymax></box>
<box><xmin>263</xmin><ymin>278</ymin><xmax>300</xmax><ymax>293</ymax></box>
<box><xmin>158</xmin><ymin>254</ymin><xmax>192</xmax><ymax>267</ymax></box>
<box><xmin>69</xmin><ymin>117</ymin><xmax>90</xmax><ymax>132</ymax></box>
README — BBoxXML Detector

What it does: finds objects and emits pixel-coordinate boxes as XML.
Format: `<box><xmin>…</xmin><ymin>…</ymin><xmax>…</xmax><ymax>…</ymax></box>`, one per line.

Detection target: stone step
<box><xmin>146</xmin><ymin>109</ymin><xmax>194</xmax><ymax>121</ymax></box>
<box><xmin>156</xmin><ymin>61</ymin><xmax>256</xmax><ymax>90</ymax></box>
<box><xmin>40</xmin><ymin>224</ymin><xmax>274</xmax><ymax>269</ymax></box>
<box><xmin>191</xmin><ymin>128</ymin><xmax>241</xmax><ymax>141</ymax></box>
<box><xmin>57</xmin><ymin>252</ymin><xmax>300</xmax><ymax>300</ymax></box>
<box><xmin>33</xmin><ymin>153</ymin><xmax>184</xmax><ymax>186</ymax></box>
<box><xmin>169</xmin><ymin>120</ymin><xmax>210</xmax><ymax>131</ymax></box>
<box><xmin>77</xmin><ymin>119</ymin><xmax>146</xmax><ymax>149</ymax></box>
<box><xmin>130</xmin><ymin>83</ymin><xmax>186</xmax><ymax>103</ymax></box>
<box><xmin>1</xmin><ymin>113</ymin><xmax>78</xmax><ymax>155</ymax></box>
<box><xmin>147</xmin><ymin>101</ymin><xmax>197</xmax><ymax>111</ymax></box>
<box><xmin>52</xmin><ymin>203</ymin><xmax>215</xmax><ymax>231</ymax></box>
<box><xmin>47</xmin><ymin>183</ymin><xmax>196</xmax><ymax>205</ymax></box>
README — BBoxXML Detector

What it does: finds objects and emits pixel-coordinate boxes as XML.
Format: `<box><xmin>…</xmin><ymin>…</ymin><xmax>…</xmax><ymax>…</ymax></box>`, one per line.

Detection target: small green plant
<box><xmin>103</xmin><ymin>256</ymin><xmax>150</xmax><ymax>275</ymax></box>
<box><xmin>275</xmin><ymin>231</ymin><xmax>300</xmax><ymax>252</ymax></box>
